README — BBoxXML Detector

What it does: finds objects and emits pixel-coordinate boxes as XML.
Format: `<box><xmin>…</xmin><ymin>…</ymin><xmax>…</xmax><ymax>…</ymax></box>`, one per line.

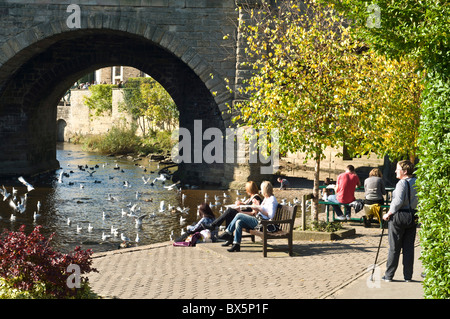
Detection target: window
<box><xmin>112</xmin><ymin>66</ymin><xmax>123</xmax><ymax>84</ymax></box>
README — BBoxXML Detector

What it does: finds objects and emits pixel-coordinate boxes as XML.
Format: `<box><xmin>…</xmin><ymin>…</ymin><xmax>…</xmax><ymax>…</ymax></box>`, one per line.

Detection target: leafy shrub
<box><xmin>309</xmin><ymin>220</ymin><xmax>343</xmax><ymax>233</ymax></box>
<box><xmin>82</xmin><ymin>127</ymin><xmax>176</xmax><ymax>156</ymax></box>
<box><xmin>0</xmin><ymin>225</ymin><xmax>98</xmax><ymax>299</ymax></box>
<box><xmin>415</xmin><ymin>71</ymin><xmax>450</xmax><ymax>299</ymax></box>
<box><xmin>140</xmin><ymin>130</ymin><xmax>175</xmax><ymax>154</ymax></box>
<box><xmin>85</xmin><ymin>124</ymin><xmax>141</xmax><ymax>155</ymax></box>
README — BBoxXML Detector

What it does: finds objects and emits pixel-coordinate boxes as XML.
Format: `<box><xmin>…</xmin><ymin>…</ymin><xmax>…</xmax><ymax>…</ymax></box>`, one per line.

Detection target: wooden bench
<box><xmin>244</xmin><ymin>204</ymin><xmax>298</xmax><ymax>257</ymax></box>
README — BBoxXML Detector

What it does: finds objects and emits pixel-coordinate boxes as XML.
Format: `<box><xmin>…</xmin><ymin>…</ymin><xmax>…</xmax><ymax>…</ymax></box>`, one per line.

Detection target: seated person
<box><xmin>321</xmin><ymin>177</ymin><xmax>335</xmax><ymax>200</ymax></box>
<box><xmin>327</xmin><ymin>165</ymin><xmax>360</xmax><ymax>220</ymax></box>
<box><xmin>175</xmin><ymin>203</ymin><xmax>215</xmax><ymax>242</ymax></box>
<box><xmin>364</xmin><ymin>168</ymin><xmax>386</xmax><ymax>206</ymax></box>
<box><xmin>218</xmin><ymin>181</ymin><xmax>278</xmax><ymax>252</ymax></box>
<box><xmin>203</xmin><ymin>181</ymin><xmax>262</xmax><ymax>242</ymax></box>
<box><xmin>362</xmin><ymin>168</ymin><xmax>386</xmax><ymax>226</ymax></box>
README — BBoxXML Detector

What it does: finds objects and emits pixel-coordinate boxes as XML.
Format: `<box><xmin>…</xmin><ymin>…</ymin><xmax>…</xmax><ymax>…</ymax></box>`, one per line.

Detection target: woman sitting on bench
<box><xmin>203</xmin><ymin>181</ymin><xmax>262</xmax><ymax>241</ymax></box>
<box><xmin>218</xmin><ymin>181</ymin><xmax>278</xmax><ymax>252</ymax></box>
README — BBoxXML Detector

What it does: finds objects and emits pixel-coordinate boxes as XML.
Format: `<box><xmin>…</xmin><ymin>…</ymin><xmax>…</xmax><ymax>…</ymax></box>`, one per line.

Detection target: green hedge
<box><xmin>416</xmin><ymin>70</ymin><xmax>450</xmax><ymax>298</ymax></box>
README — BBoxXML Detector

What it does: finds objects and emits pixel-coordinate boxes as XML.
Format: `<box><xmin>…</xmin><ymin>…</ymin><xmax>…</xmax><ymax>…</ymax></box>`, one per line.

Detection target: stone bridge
<box><xmin>0</xmin><ymin>0</ymin><xmax>265</xmax><ymax>188</ymax></box>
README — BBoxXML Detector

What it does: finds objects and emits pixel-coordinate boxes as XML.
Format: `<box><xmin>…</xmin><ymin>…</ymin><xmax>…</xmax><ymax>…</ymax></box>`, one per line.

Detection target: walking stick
<box><xmin>370</xmin><ymin>221</ymin><xmax>386</xmax><ymax>282</ymax></box>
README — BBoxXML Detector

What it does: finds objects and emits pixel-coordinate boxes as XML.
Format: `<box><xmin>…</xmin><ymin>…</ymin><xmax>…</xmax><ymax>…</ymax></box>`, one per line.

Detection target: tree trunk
<box><xmin>312</xmin><ymin>152</ymin><xmax>321</xmax><ymax>221</ymax></box>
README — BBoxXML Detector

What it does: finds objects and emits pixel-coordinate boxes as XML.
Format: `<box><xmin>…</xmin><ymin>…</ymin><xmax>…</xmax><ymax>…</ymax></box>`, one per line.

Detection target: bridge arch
<box><xmin>56</xmin><ymin>119</ymin><xmax>67</xmax><ymax>143</ymax></box>
<box><xmin>0</xmin><ymin>16</ymin><xmax>237</xmax><ymax>186</ymax></box>
<box><xmin>0</xmin><ymin>17</ymin><xmax>233</xmax><ymax>113</ymax></box>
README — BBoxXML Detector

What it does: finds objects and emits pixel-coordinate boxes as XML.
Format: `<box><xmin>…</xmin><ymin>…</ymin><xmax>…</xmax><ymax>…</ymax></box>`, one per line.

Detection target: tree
<box><xmin>122</xmin><ymin>77</ymin><xmax>178</xmax><ymax>136</ymax></box>
<box><xmin>323</xmin><ymin>0</ymin><xmax>450</xmax><ymax>298</ymax></box>
<box><xmin>231</xmin><ymin>0</ymin><xmax>422</xmax><ymax>219</ymax></box>
<box><xmin>140</xmin><ymin>78</ymin><xmax>178</xmax><ymax>131</ymax></box>
<box><xmin>348</xmin><ymin>55</ymin><xmax>424</xmax><ymax>163</ymax></box>
<box><xmin>83</xmin><ymin>84</ymin><xmax>117</xmax><ymax>117</ymax></box>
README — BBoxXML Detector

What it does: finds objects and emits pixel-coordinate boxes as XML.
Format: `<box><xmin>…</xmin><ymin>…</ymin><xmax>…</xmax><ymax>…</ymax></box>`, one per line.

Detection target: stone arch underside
<box><xmin>0</xmin><ymin>25</ymin><xmax>237</xmax><ymax>187</ymax></box>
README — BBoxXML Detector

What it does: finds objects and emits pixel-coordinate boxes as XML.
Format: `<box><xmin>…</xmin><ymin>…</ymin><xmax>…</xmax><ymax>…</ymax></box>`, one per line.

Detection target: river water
<box><xmin>0</xmin><ymin>143</ymin><xmax>237</xmax><ymax>253</ymax></box>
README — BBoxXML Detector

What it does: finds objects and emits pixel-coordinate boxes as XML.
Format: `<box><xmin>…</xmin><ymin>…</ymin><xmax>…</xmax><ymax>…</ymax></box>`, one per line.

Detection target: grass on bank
<box><xmin>72</xmin><ymin>125</ymin><xmax>174</xmax><ymax>156</ymax></box>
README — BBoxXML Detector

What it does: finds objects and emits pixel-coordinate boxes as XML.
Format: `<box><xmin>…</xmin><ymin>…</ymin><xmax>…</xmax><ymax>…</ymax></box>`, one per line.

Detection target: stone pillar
<box><xmin>226</xmin><ymin>1</ymin><xmax>276</xmax><ymax>190</ymax></box>
<box><xmin>233</xmin><ymin>0</ymin><xmax>262</xmax><ymax>102</ymax></box>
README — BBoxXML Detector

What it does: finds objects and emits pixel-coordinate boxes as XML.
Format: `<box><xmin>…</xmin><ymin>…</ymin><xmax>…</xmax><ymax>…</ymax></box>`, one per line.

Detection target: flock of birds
<box><xmin>0</xmin><ymin>158</ymin><xmax>240</xmax><ymax>250</ymax></box>
<box><xmin>1</xmin><ymin>177</ymin><xmax>41</xmax><ymax>223</ymax></box>
<box><xmin>1</xmin><ymin>155</ymin><xmax>306</xmax><ymax>251</ymax></box>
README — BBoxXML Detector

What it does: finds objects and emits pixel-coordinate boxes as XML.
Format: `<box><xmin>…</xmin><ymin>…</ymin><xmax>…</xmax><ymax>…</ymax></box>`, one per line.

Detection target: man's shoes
<box><xmin>335</xmin><ymin>215</ymin><xmax>346</xmax><ymax>221</ymax></box>
<box><xmin>382</xmin><ymin>276</ymin><xmax>392</xmax><ymax>282</ymax></box>
<box><xmin>227</xmin><ymin>244</ymin><xmax>240</xmax><ymax>252</ymax></box>
<box><xmin>346</xmin><ymin>215</ymin><xmax>351</xmax><ymax>220</ymax></box>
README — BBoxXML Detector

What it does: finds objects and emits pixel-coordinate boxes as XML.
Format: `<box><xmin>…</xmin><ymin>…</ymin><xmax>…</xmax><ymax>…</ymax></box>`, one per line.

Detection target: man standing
<box><xmin>328</xmin><ymin>165</ymin><xmax>361</xmax><ymax>220</ymax></box>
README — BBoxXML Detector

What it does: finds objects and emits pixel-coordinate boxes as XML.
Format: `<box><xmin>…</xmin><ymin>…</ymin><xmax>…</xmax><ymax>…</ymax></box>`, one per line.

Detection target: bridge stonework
<box><xmin>0</xmin><ymin>0</ymin><xmax>265</xmax><ymax>188</ymax></box>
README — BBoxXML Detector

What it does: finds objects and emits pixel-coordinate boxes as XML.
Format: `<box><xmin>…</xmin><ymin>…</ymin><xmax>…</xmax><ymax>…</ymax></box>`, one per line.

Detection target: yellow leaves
<box><xmin>231</xmin><ymin>0</ymin><xmax>423</xmax><ymax>161</ymax></box>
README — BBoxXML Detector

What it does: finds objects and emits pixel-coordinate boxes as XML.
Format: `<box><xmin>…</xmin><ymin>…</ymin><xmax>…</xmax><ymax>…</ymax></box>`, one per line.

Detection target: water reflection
<box><xmin>0</xmin><ymin>143</ymin><xmax>237</xmax><ymax>253</ymax></box>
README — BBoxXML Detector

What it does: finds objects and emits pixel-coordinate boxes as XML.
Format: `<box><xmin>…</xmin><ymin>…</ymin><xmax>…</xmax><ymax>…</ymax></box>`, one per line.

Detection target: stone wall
<box><xmin>58</xmin><ymin>88</ymin><xmax>132</xmax><ymax>141</ymax></box>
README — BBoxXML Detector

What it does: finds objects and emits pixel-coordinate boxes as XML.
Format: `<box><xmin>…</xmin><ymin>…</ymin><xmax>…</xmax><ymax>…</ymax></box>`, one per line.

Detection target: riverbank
<box><xmin>70</xmin><ymin>127</ymin><xmax>174</xmax><ymax>162</ymax></box>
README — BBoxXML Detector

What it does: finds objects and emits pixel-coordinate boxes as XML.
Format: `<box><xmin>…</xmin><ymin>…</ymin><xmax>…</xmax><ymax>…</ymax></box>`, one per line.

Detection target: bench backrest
<box><xmin>273</xmin><ymin>204</ymin><xmax>298</xmax><ymax>232</ymax></box>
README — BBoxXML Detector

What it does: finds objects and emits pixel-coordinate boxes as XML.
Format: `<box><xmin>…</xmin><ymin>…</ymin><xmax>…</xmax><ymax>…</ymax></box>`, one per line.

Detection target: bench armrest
<box><xmin>260</xmin><ymin>219</ymin><xmax>292</xmax><ymax>225</ymax></box>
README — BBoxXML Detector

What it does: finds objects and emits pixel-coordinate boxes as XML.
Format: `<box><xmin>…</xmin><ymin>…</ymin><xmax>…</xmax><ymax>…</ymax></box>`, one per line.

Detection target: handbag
<box><xmin>254</xmin><ymin>216</ymin><xmax>280</xmax><ymax>233</ymax></box>
<box><xmin>266</xmin><ymin>223</ymin><xmax>280</xmax><ymax>233</ymax></box>
<box><xmin>393</xmin><ymin>180</ymin><xmax>417</xmax><ymax>228</ymax></box>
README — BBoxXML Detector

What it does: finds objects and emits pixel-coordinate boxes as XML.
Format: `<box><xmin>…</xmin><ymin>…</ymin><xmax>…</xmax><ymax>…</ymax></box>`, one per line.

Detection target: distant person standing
<box><xmin>277</xmin><ymin>177</ymin><xmax>289</xmax><ymax>190</ymax></box>
<box><xmin>328</xmin><ymin>165</ymin><xmax>361</xmax><ymax>220</ymax></box>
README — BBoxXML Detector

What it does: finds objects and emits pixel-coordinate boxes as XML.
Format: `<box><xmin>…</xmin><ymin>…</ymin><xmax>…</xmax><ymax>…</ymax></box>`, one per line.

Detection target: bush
<box><xmin>82</xmin><ymin>127</ymin><xmax>176</xmax><ymax>156</ymax></box>
<box><xmin>309</xmin><ymin>220</ymin><xmax>343</xmax><ymax>233</ymax></box>
<box><xmin>84</xmin><ymin>124</ymin><xmax>141</xmax><ymax>155</ymax></box>
<box><xmin>140</xmin><ymin>130</ymin><xmax>175</xmax><ymax>154</ymax></box>
<box><xmin>415</xmin><ymin>71</ymin><xmax>450</xmax><ymax>299</ymax></box>
<box><xmin>0</xmin><ymin>225</ymin><xmax>98</xmax><ymax>299</ymax></box>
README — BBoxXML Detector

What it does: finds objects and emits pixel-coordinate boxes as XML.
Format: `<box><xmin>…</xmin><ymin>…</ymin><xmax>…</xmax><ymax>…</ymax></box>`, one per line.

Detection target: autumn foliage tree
<box><xmin>231</xmin><ymin>0</ymin><xmax>422</xmax><ymax>219</ymax></box>
<box><xmin>347</xmin><ymin>55</ymin><xmax>424</xmax><ymax>163</ymax></box>
<box><xmin>325</xmin><ymin>0</ymin><xmax>449</xmax><ymax>299</ymax></box>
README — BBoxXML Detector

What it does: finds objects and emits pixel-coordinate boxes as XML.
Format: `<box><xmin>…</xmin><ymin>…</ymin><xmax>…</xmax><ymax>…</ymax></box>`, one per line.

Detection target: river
<box><xmin>0</xmin><ymin>143</ymin><xmax>237</xmax><ymax>253</ymax></box>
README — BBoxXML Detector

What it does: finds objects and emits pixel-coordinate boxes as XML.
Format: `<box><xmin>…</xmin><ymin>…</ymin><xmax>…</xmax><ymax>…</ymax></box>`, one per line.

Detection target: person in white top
<box><xmin>218</xmin><ymin>181</ymin><xmax>278</xmax><ymax>252</ymax></box>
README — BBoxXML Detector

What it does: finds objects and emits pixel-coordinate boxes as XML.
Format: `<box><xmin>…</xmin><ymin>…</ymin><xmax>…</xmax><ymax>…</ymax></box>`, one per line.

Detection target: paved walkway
<box><xmin>87</xmin><ymin>222</ymin><xmax>424</xmax><ymax>300</ymax></box>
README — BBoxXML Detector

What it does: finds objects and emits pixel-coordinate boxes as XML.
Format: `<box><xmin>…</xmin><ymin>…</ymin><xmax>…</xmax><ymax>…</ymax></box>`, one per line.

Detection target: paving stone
<box><xmin>87</xmin><ymin>223</ymin><xmax>423</xmax><ymax>299</ymax></box>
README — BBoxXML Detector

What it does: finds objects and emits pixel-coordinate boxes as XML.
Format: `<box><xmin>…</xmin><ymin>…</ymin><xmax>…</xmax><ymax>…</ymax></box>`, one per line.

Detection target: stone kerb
<box><xmin>0</xmin><ymin>14</ymin><xmax>234</xmax><ymax>123</ymax></box>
